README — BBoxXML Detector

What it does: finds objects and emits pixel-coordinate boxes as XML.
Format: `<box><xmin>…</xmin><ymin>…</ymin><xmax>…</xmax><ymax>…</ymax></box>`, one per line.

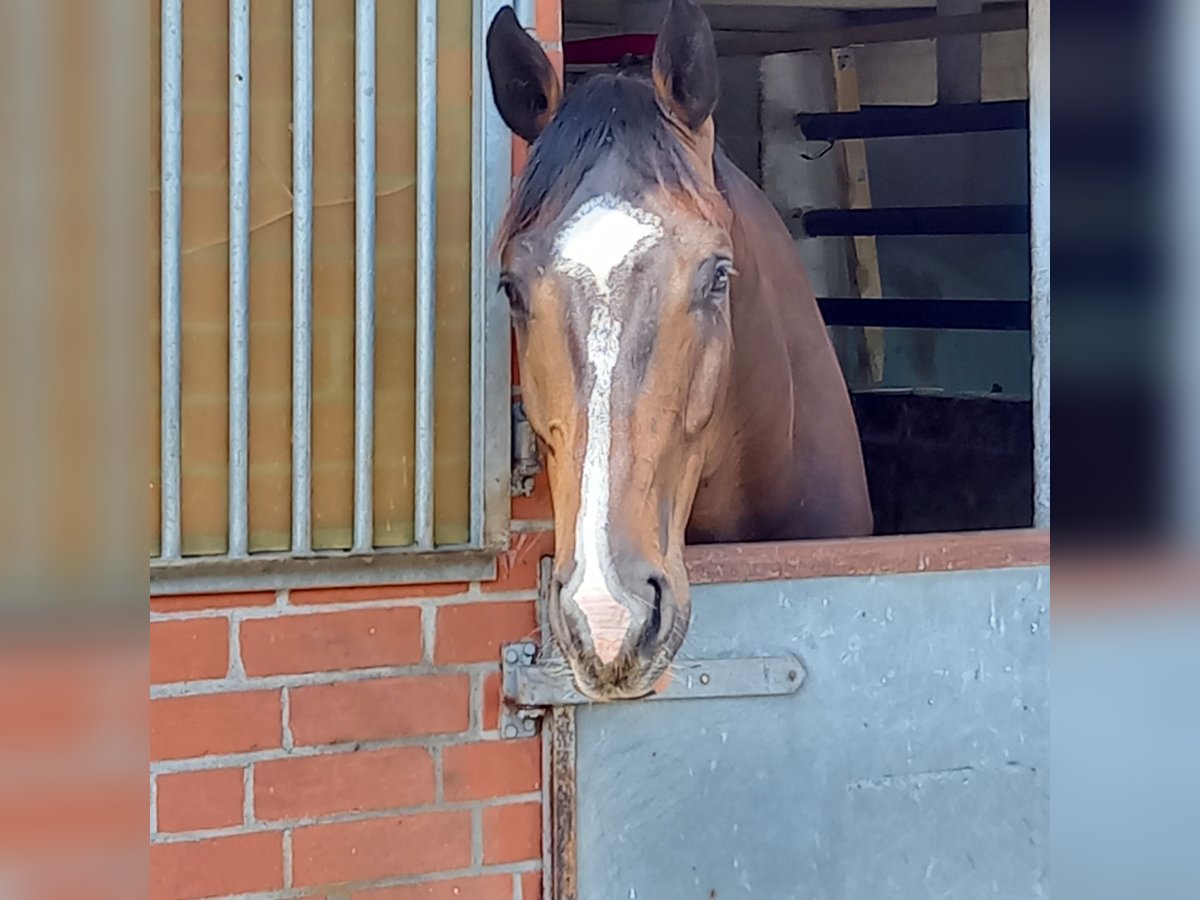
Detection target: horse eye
<box><xmin>499</xmin><ymin>275</ymin><xmax>529</xmax><ymax>320</ymax></box>
<box><xmin>708</xmin><ymin>259</ymin><xmax>733</xmax><ymax>296</ymax></box>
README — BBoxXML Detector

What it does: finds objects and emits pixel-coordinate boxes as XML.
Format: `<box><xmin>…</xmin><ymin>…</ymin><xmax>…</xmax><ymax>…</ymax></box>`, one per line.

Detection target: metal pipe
<box><xmin>160</xmin><ymin>0</ymin><xmax>183</xmax><ymax>559</ymax></box>
<box><xmin>292</xmin><ymin>0</ymin><xmax>314</xmax><ymax>553</ymax></box>
<box><xmin>1027</xmin><ymin>0</ymin><xmax>1050</xmax><ymax>527</ymax></box>
<box><xmin>795</xmin><ymin>101</ymin><xmax>1027</xmax><ymax>142</ymax></box>
<box><xmin>800</xmin><ymin>205</ymin><xmax>1029</xmax><ymax>238</ymax></box>
<box><xmin>228</xmin><ymin>0</ymin><xmax>251</xmax><ymax>556</ymax></box>
<box><xmin>352</xmin><ymin>0</ymin><xmax>377</xmax><ymax>552</ymax></box>
<box><xmin>414</xmin><ymin>0</ymin><xmax>438</xmax><ymax>549</ymax></box>
<box><xmin>816</xmin><ymin>298</ymin><xmax>1030</xmax><ymax>332</ymax></box>
<box><xmin>514</xmin><ymin>0</ymin><xmax>536</xmax><ymax>30</ymax></box>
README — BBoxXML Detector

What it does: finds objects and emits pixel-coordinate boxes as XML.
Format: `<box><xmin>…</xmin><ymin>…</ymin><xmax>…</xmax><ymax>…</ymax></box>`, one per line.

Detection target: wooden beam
<box><xmin>831</xmin><ymin>47</ymin><xmax>885</xmax><ymax>386</ymax></box>
<box><xmin>715</xmin><ymin>8</ymin><xmax>1027</xmax><ymax>57</ymax></box>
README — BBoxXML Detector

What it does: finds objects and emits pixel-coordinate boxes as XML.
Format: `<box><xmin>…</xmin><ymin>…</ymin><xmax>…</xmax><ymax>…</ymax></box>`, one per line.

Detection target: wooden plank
<box><xmin>831</xmin><ymin>47</ymin><xmax>885</xmax><ymax>385</ymax></box>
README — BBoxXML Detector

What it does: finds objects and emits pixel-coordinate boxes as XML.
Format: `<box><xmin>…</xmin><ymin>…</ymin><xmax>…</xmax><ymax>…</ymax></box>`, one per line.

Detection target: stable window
<box><xmin>562</xmin><ymin>0</ymin><xmax>1049</xmax><ymax>538</ymax></box>
<box><xmin>151</xmin><ymin>0</ymin><xmax>513</xmax><ymax>593</ymax></box>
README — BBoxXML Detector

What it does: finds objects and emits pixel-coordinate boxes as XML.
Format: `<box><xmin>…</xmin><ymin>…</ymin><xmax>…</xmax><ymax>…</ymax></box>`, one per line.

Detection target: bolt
<box><xmin>504</xmin><ymin>647</ymin><xmax>519</xmax><ymax>664</ymax></box>
<box><xmin>788</xmin><ymin>670</ymin><xmax>798</xmax><ymax>682</ymax></box>
<box><xmin>503</xmin><ymin>723</ymin><xmax>520</xmax><ymax>739</ymax></box>
<box><xmin>699</xmin><ymin>673</ymin><xmax>711</xmax><ymax>685</ymax></box>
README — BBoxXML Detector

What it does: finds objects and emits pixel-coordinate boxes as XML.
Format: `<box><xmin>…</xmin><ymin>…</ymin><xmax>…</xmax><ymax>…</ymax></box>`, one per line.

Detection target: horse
<box><xmin>486</xmin><ymin>0</ymin><xmax>872</xmax><ymax>701</ymax></box>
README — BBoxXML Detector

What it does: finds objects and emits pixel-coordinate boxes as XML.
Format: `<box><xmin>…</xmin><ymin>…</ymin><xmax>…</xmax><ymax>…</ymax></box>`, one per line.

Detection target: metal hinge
<box><xmin>498</xmin><ymin>641</ymin><xmax>807</xmax><ymax>739</ymax></box>
<box><xmin>510</xmin><ymin>400</ymin><xmax>541</xmax><ymax>497</ymax></box>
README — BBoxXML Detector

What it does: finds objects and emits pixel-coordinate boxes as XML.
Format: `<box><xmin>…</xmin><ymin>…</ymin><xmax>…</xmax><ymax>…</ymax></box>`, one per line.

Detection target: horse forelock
<box><xmin>494</xmin><ymin>71</ymin><xmax>724</xmax><ymax>257</ymax></box>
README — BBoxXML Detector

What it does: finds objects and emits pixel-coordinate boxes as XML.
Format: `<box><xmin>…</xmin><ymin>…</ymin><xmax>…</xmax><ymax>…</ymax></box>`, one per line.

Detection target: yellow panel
<box><xmin>157</xmin><ymin>0</ymin><xmax>480</xmax><ymax>558</ymax></box>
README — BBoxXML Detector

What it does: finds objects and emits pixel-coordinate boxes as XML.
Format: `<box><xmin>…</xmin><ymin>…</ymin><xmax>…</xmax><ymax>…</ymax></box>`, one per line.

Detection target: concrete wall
<box><xmin>753</xmin><ymin>36</ymin><xmax>1033</xmax><ymax>397</ymax></box>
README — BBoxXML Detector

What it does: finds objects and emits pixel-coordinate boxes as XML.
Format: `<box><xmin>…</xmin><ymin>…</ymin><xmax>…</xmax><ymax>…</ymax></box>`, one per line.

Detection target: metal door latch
<box><xmin>510</xmin><ymin>401</ymin><xmax>541</xmax><ymax>497</ymax></box>
<box><xmin>498</xmin><ymin>641</ymin><xmax>807</xmax><ymax>739</ymax></box>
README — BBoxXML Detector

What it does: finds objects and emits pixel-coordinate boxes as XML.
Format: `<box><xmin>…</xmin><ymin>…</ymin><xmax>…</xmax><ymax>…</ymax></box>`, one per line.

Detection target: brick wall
<box><xmin>149</xmin><ymin>558</ymin><xmax>551</xmax><ymax>900</ymax></box>
<box><xmin>149</xmin><ymin>4</ymin><xmax>562</xmax><ymax>897</ymax></box>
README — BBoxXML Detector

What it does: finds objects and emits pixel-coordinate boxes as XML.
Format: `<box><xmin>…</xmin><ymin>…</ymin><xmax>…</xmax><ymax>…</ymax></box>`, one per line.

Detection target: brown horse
<box><xmin>487</xmin><ymin>0</ymin><xmax>872</xmax><ymax>700</ymax></box>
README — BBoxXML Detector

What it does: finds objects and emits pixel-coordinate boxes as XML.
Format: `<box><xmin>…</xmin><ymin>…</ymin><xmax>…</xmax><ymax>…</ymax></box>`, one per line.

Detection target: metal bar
<box><xmin>683</xmin><ymin>528</ymin><xmax>1050</xmax><ymax>586</ymax></box>
<box><xmin>716</xmin><ymin>7</ymin><xmax>1027</xmax><ymax>58</ymax></box>
<box><xmin>796</xmin><ymin>101</ymin><xmax>1027</xmax><ymax>142</ymax></box>
<box><xmin>1028</xmin><ymin>0</ymin><xmax>1050</xmax><ymax>527</ymax></box>
<box><xmin>292</xmin><ymin>0</ymin><xmax>314</xmax><ymax>553</ymax></box>
<box><xmin>8</xmin><ymin>0</ymin><xmax>49</xmax><ymax>574</ymax></box>
<box><xmin>228</xmin><ymin>0</ymin><xmax>251</xmax><ymax>557</ymax></box>
<box><xmin>472</xmin><ymin>0</ymin><xmax>514</xmax><ymax>549</ymax></box>
<box><xmin>817</xmin><ymin>298</ymin><xmax>1030</xmax><ymax>332</ymax></box>
<box><xmin>800</xmin><ymin>204</ymin><xmax>1029</xmax><ymax>237</ymax></box>
<box><xmin>414</xmin><ymin>0</ymin><xmax>438</xmax><ymax>549</ymax></box>
<box><xmin>160</xmin><ymin>0</ymin><xmax>183</xmax><ymax>560</ymax></box>
<box><xmin>150</xmin><ymin>548</ymin><xmax>498</xmax><ymax>595</ymax></box>
<box><xmin>514</xmin><ymin>0</ymin><xmax>537</xmax><ymax>30</ymax></box>
<box><xmin>502</xmin><ymin>646</ymin><xmax>805</xmax><ymax>713</ymax></box>
<box><xmin>352</xmin><ymin>0</ymin><xmax>376</xmax><ymax>553</ymax></box>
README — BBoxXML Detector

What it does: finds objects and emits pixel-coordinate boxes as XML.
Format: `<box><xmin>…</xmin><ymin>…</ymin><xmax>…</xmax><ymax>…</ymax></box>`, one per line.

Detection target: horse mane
<box><xmin>494</xmin><ymin>70</ymin><xmax>722</xmax><ymax>253</ymax></box>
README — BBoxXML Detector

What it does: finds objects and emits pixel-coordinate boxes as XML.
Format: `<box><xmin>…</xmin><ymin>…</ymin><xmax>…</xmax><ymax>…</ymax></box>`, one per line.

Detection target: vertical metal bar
<box><xmin>352</xmin><ymin>0</ymin><xmax>376</xmax><ymax>552</ymax></box>
<box><xmin>414</xmin><ymin>0</ymin><xmax>438</xmax><ymax>549</ymax></box>
<box><xmin>1177</xmin><ymin>0</ymin><xmax>1200</xmax><ymax>541</ymax></box>
<box><xmin>514</xmin><ymin>0</ymin><xmax>537</xmax><ymax>30</ymax></box>
<box><xmin>103</xmin><ymin>0</ymin><xmax>142</xmax><ymax>573</ymax></box>
<box><xmin>1027</xmin><ymin>0</ymin><xmax>1050</xmax><ymax>527</ymax></box>
<box><xmin>228</xmin><ymin>0</ymin><xmax>251</xmax><ymax>556</ymax></box>
<box><xmin>160</xmin><ymin>0</ymin><xmax>183</xmax><ymax>559</ymax></box>
<box><xmin>7</xmin><ymin>0</ymin><xmax>50</xmax><ymax>574</ymax></box>
<box><xmin>291</xmin><ymin>0</ymin><xmax>314</xmax><ymax>553</ymax></box>
<box><xmin>473</xmin><ymin>0</ymin><xmax>514</xmax><ymax>550</ymax></box>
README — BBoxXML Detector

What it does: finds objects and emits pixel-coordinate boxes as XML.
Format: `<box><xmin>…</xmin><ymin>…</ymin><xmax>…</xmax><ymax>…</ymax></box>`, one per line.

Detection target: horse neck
<box><xmin>704</xmin><ymin>153</ymin><xmax>803</xmax><ymax>513</ymax></box>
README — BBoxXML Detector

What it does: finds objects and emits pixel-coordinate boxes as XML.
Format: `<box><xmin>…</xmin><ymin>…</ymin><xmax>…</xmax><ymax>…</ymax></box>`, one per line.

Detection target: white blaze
<box><xmin>554</xmin><ymin>196</ymin><xmax>661</xmax><ymax>664</ymax></box>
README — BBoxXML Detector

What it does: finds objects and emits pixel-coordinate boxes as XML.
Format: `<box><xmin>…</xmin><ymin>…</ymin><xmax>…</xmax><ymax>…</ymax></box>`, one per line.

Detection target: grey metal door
<box><xmin>541</xmin><ymin>561</ymin><xmax>1048</xmax><ymax>900</ymax></box>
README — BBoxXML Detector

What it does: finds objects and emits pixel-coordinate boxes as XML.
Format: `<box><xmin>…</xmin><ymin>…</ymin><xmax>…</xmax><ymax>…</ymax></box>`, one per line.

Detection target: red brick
<box><xmin>289</xmin><ymin>676</ymin><xmax>468</xmax><ymax>745</ymax></box>
<box><xmin>442</xmin><ymin>738</ymin><xmax>540</xmax><ymax>802</ymax></box>
<box><xmin>484</xmin><ymin>802</ymin><xmax>542</xmax><ymax>865</ymax></box>
<box><xmin>150</xmin><ymin>832</ymin><xmax>282</xmax><ymax>899</ymax></box>
<box><xmin>150</xmin><ymin>619</ymin><xmax>229</xmax><ymax>684</ymax></box>
<box><xmin>436</xmin><ymin>601</ymin><xmax>537</xmax><ymax>664</ymax></box>
<box><xmin>156</xmin><ymin>768</ymin><xmax>243</xmax><ymax>833</ymax></box>
<box><xmin>150</xmin><ymin>691</ymin><xmax>281</xmax><ymax>761</ymax></box>
<box><xmin>482</xmin><ymin>670</ymin><xmax>502</xmax><ymax>732</ymax></box>
<box><xmin>291</xmin><ymin>811</ymin><xmax>471</xmax><ymax>887</ymax></box>
<box><xmin>483</xmin><ymin>531</ymin><xmax>554</xmax><ymax>593</ymax></box>
<box><xmin>290</xmin><ymin>581</ymin><xmax>467</xmax><ymax>606</ymax></box>
<box><xmin>353</xmin><ymin>874</ymin><xmax>514</xmax><ymax>900</ymax></box>
<box><xmin>0</xmin><ymin>777</ymin><xmax>143</xmax><ymax>853</ymax></box>
<box><xmin>511</xmin><ymin>468</ymin><xmax>553</xmax><ymax>521</ymax></box>
<box><xmin>255</xmin><ymin>747</ymin><xmax>435</xmax><ymax>820</ymax></box>
<box><xmin>240</xmin><ymin>607</ymin><xmax>422</xmax><ymax>676</ymax></box>
<box><xmin>150</xmin><ymin>590</ymin><xmax>275</xmax><ymax>613</ymax></box>
<box><xmin>522</xmin><ymin>870</ymin><xmax>542</xmax><ymax>900</ymax></box>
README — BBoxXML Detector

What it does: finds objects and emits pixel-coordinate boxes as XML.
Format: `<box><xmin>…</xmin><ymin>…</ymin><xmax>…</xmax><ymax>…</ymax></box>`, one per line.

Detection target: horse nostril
<box><xmin>641</xmin><ymin>576</ymin><xmax>667</xmax><ymax>651</ymax></box>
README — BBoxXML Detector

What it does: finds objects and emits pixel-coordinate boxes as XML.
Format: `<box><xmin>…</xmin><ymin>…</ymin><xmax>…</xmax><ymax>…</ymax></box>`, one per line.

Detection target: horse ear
<box><xmin>651</xmin><ymin>0</ymin><xmax>719</xmax><ymax>131</ymax></box>
<box><xmin>486</xmin><ymin>6</ymin><xmax>562</xmax><ymax>144</ymax></box>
